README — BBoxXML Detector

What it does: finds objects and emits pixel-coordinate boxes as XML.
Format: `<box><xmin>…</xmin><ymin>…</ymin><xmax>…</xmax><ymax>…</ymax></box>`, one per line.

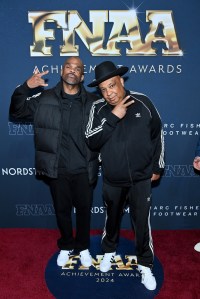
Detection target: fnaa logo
<box><xmin>8</xmin><ymin>122</ymin><xmax>34</xmax><ymax>135</ymax></box>
<box><xmin>28</xmin><ymin>10</ymin><xmax>182</xmax><ymax>57</ymax></box>
<box><xmin>163</xmin><ymin>165</ymin><xmax>196</xmax><ymax>177</ymax></box>
<box><xmin>45</xmin><ymin>236</ymin><xmax>164</xmax><ymax>299</ymax></box>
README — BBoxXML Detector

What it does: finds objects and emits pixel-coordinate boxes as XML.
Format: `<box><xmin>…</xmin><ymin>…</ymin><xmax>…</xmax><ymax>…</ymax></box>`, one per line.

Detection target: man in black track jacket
<box><xmin>10</xmin><ymin>57</ymin><xmax>99</xmax><ymax>268</ymax></box>
<box><xmin>85</xmin><ymin>61</ymin><xmax>165</xmax><ymax>290</ymax></box>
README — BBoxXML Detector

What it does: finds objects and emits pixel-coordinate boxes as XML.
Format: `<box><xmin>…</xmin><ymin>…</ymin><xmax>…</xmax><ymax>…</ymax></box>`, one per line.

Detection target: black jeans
<box><xmin>48</xmin><ymin>173</ymin><xmax>93</xmax><ymax>252</ymax></box>
<box><xmin>102</xmin><ymin>179</ymin><xmax>154</xmax><ymax>268</ymax></box>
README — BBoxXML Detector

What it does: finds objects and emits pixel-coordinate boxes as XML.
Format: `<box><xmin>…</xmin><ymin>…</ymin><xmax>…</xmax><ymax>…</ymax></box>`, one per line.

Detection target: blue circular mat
<box><xmin>45</xmin><ymin>235</ymin><xmax>164</xmax><ymax>299</ymax></box>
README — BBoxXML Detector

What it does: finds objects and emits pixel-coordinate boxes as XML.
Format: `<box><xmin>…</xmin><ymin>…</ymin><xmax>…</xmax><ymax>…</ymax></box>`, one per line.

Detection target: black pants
<box><xmin>48</xmin><ymin>173</ymin><xmax>93</xmax><ymax>252</ymax></box>
<box><xmin>102</xmin><ymin>179</ymin><xmax>154</xmax><ymax>268</ymax></box>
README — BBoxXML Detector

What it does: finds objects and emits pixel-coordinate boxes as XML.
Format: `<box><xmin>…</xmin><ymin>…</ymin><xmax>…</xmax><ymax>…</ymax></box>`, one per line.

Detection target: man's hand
<box><xmin>151</xmin><ymin>173</ymin><xmax>160</xmax><ymax>181</ymax></box>
<box><xmin>111</xmin><ymin>96</ymin><xmax>134</xmax><ymax>119</ymax></box>
<box><xmin>193</xmin><ymin>156</ymin><xmax>200</xmax><ymax>170</ymax></box>
<box><xmin>27</xmin><ymin>70</ymin><xmax>49</xmax><ymax>88</ymax></box>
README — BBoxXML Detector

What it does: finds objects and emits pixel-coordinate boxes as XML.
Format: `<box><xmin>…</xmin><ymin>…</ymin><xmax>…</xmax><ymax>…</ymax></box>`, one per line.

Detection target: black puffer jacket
<box><xmin>10</xmin><ymin>81</ymin><xmax>99</xmax><ymax>184</ymax></box>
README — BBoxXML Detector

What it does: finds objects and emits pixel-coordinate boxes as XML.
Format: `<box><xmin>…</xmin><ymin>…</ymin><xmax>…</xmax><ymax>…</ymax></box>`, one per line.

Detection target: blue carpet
<box><xmin>45</xmin><ymin>235</ymin><xmax>164</xmax><ymax>299</ymax></box>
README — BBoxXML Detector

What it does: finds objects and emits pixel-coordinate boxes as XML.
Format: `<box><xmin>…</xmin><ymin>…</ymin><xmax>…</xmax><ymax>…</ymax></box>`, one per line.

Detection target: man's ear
<box><xmin>80</xmin><ymin>74</ymin><xmax>84</xmax><ymax>82</ymax></box>
<box><xmin>120</xmin><ymin>77</ymin><xmax>124</xmax><ymax>87</ymax></box>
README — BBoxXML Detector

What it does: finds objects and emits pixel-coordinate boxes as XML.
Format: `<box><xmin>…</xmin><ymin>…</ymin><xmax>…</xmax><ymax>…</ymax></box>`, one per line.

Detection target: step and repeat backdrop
<box><xmin>0</xmin><ymin>0</ymin><xmax>200</xmax><ymax>230</ymax></box>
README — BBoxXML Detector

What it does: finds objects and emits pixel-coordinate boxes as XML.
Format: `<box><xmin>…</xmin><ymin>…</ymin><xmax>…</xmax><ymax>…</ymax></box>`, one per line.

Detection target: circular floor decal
<box><xmin>45</xmin><ymin>235</ymin><xmax>164</xmax><ymax>299</ymax></box>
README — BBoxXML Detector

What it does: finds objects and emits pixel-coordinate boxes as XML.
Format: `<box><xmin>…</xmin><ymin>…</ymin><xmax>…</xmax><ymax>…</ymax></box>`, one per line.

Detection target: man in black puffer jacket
<box><xmin>9</xmin><ymin>57</ymin><xmax>99</xmax><ymax>267</ymax></box>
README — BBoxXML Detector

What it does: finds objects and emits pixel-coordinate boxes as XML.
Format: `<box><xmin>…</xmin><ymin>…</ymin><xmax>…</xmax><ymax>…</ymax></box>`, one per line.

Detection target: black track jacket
<box><xmin>85</xmin><ymin>90</ymin><xmax>165</xmax><ymax>186</ymax></box>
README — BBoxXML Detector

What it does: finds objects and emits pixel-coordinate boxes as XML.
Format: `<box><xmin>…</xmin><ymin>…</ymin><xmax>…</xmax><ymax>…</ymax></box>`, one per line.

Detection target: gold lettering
<box><xmin>125</xmin><ymin>255</ymin><xmax>137</xmax><ymax>269</ymax></box>
<box><xmin>84</xmin><ymin>255</ymin><xmax>103</xmax><ymax>270</ymax></box>
<box><xmin>28</xmin><ymin>10</ymin><xmax>182</xmax><ymax>57</ymax></box>
<box><xmin>62</xmin><ymin>255</ymin><xmax>78</xmax><ymax>269</ymax></box>
<box><xmin>115</xmin><ymin>255</ymin><xmax>133</xmax><ymax>270</ymax></box>
<box><xmin>29</xmin><ymin>11</ymin><xmax>67</xmax><ymax>56</ymax></box>
<box><xmin>106</xmin><ymin>10</ymin><xmax>145</xmax><ymax>56</ymax></box>
<box><xmin>61</xmin><ymin>10</ymin><xmax>108</xmax><ymax>56</ymax></box>
<box><xmin>145</xmin><ymin>10</ymin><xmax>183</xmax><ymax>56</ymax></box>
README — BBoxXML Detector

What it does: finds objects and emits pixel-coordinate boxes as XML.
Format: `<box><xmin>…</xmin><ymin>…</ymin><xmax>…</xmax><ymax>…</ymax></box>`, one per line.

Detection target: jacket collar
<box><xmin>54</xmin><ymin>80</ymin><xmax>87</xmax><ymax>104</ymax></box>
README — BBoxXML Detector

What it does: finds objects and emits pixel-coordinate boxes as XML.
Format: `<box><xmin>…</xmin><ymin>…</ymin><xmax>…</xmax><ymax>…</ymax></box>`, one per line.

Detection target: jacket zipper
<box><xmin>122</xmin><ymin>119</ymin><xmax>133</xmax><ymax>185</ymax></box>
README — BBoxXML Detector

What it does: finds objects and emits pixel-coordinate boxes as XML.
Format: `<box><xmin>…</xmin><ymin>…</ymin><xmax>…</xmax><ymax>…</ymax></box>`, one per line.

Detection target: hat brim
<box><xmin>87</xmin><ymin>66</ymin><xmax>129</xmax><ymax>87</ymax></box>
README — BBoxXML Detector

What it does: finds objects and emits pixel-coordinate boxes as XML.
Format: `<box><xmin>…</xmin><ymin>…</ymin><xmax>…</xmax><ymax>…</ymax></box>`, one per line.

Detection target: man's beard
<box><xmin>62</xmin><ymin>74</ymin><xmax>80</xmax><ymax>86</ymax></box>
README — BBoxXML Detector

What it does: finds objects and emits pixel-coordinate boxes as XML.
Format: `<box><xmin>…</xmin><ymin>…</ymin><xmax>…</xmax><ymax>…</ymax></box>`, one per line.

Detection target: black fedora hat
<box><xmin>88</xmin><ymin>61</ymin><xmax>129</xmax><ymax>87</ymax></box>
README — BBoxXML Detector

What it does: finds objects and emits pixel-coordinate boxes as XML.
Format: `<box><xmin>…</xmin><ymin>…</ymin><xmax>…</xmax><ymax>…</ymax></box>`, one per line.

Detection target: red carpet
<box><xmin>0</xmin><ymin>229</ymin><xmax>199</xmax><ymax>299</ymax></box>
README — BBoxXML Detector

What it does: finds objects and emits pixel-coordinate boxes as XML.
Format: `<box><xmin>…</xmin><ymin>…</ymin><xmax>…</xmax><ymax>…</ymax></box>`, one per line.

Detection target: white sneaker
<box><xmin>100</xmin><ymin>252</ymin><xmax>116</xmax><ymax>272</ymax></box>
<box><xmin>194</xmin><ymin>242</ymin><xmax>200</xmax><ymax>252</ymax></box>
<box><xmin>138</xmin><ymin>265</ymin><xmax>157</xmax><ymax>291</ymax></box>
<box><xmin>57</xmin><ymin>250</ymin><xmax>73</xmax><ymax>266</ymax></box>
<box><xmin>79</xmin><ymin>249</ymin><xmax>92</xmax><ymax>267</ymax></box>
